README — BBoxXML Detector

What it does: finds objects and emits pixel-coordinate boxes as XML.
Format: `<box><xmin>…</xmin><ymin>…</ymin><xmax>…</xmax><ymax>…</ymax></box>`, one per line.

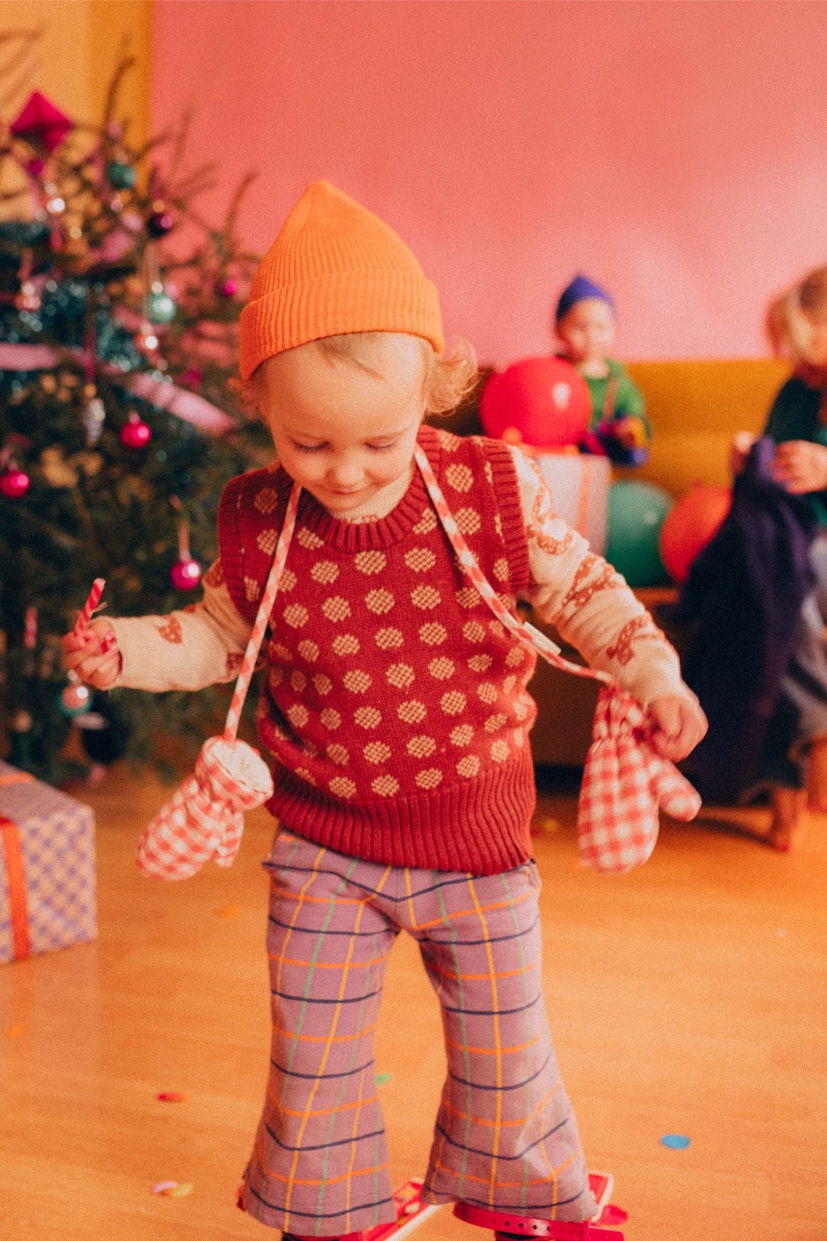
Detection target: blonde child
<box><xmin>63</xmin><ymin>183</ymin><xmax>705</xmax><ymax>1238</ymax></box>
<box><xmin>554</xmin><ymin>276</ymin><xmax>650</xmax><ymax>465</ymax></box>
<box><xmin>730</xmin><ymin>265</ymin><xmax>827</xmax><ymax>848</ymax></box>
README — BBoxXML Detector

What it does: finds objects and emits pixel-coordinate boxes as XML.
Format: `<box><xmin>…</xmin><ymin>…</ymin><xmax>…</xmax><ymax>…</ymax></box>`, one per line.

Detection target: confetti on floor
<box><xmin>598</xmin><ymin>1205</ymin><xmax>628</xmax><ymax>1225</ymax></box>
<box><xmin>152</xmin><ymin>1180</ymin><xmax>193</xmax><ymax>1197</ymax></box>
<box><xmin>157</xmin><ymin>1091</ymin><xmax>189</xmax><ymax>1103</ymax></box>
<box><xmin>660</xmin><ymin>1134</ymin><xmax>690</xmax><ymax>1149</ymax></box>
<box><xmin>375</xmin><ymin>1072</ymin><xmax>394</xmax><ymax>1085</ymax></box>
<box><xmin>215</xmin><ymin>904</ymin><xmax>242</xmax><ymax>919</ymax></box>
<box><xmin>5</xmin><ymin>1024</ymin><xmax>25</xmax><ymax>1039</ymax></box>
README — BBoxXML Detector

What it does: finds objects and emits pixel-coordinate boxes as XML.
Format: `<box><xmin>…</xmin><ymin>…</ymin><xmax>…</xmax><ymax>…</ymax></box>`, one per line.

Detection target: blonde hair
<box><xmin>767</xmin><ymin>266</ymin><xmax>827</xmax><ymax>364</ymax></box>
<box><xmin>234</xmin><ymin>331</ymin><xmax>478</xmax><ymax>419</ymax></box>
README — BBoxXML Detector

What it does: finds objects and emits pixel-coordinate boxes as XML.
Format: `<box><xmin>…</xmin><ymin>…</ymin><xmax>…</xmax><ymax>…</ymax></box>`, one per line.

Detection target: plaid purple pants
<box><xmin>240</xmin><ymin>831</ymin><xmax>597</xmax><ymax>1235</ymax></box>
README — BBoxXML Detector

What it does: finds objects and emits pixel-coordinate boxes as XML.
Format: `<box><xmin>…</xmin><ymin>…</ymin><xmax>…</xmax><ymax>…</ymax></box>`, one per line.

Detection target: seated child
<box><xmin>730</xmin><ymin>264</ymin><xmax>827</xmax><ymax>849</ymax></box>
<box><xmin>554</xmin><ymin>274</ymin><xmax>650</xmax><ymax>464</ymax></box>
<box><xmin>63</xmin><ymin>183</ymin><xmax>706</xmax><ymax>1237</ymax></box>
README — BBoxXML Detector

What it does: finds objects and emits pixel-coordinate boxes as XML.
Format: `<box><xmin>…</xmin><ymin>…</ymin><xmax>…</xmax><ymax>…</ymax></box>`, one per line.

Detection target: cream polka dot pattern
<box><xmin>456</xmin><ymin>755</ymin><xmax>480</xmax><ymax>778</ymax></box>
<box><xmin>407</xmin><ymin>735</ymin><xmax>436</xmax><ymax>758</ymax></box>
<box><xmin>343</xmin><ymin>671</ymin><xmax>371</xmax><ymax>694</ymax></box>
<box><xmin>386</xmin><ymin>663</ymin><xmax>415</xmax><ymax>689</ymax></box>
<box><xmin>322</xmin><ymin>596</ymin><xmax>351</xmax><ymax>622</ymax></box>
<box><xmin>354</xmin><ymin>707</ymin><xmax>382</xmax><ymax>729</ymax></box>
<box><xmin>365</xmin><ymin>589</ymin><xmax>394</xmax><ymax>615</ymax></box>
<box><xmin>297</xmin><ymin>640</ymin><xmax>319</xmax><ymax>662</ymax></box>
<box><xmin>411</xmin><ymin>585</ymin><xmax>441</xmax><ymax>610</ymax></box>
<box><xmin>253</xmin><ymin>487</ymin><xmax>278</xmax><ymax>514</ymax></box>
<box><xmin>320</xmin><ymin>708</ymin><xmax>341</xmax><ymax>730</ymax></box>
<box><xmin>269</xmin><ymin>667</ymin><xmax>283</xmax><ymax>688</ymax></box>
<box><xmin>294</xmin><ymin>767</ymin><xmax>317</xmax><ymax>786</ymax></box>
<box><xmin>327</xmin><ymin>743</ymin><xmax>349</xmax><ymax>766</ymax></box>
<box><xmin>355</xmin><ymin>550</ymin><xmax>387</xmax><ymax>575</ymax></box>
<box><xmin>455</xmin><ymin>508</ymin><xmax>481</xmax><ymax>535</ymax></box>
<box><xmin>257</xmin><ymin>528</ymin><xmax>279</xmax><ymax>556</ymax></box>
<box><xmin>468</xmin><ymin>655</ymin><xmax>492</xmax><ymax>672</ymax></box>
<box><xmin>456</xmin><ymin>587</ymin><xmax>480</xmax><ymax>609</ymax></box>
<box><xmin>428</xmin><ymin>657</ymin><xmax>455</xmax><ymax>681</ymax></box>
<box><xmin>415</xmin><ymin>768</ymin><xmax>443</xmax><ymax>789</ymax></box>
<box><xmin>296</xmin><ymin>526</ymin><xmax>325</xmax><ymax>550</ymax></box>
<box><xmin>398</xmin><ymin>700</ymin><xmax>426</xmax><ymax>724</ymax></box>
<box><xmin>493</xmin><ymin>558</ymin><xmax>509</xmax><ymax>581</ymax></box>
<box><xmin>445</xmin><ymin>463</ymin><xmax>474</xmax><ymax>493</ymax></box>
<box><xmin>505</xmin><ymin>647</ymin><xmax>526</xmax><ymax>667</ymax></box>
<box><xmin>363</xmin><ymin>741</ymin><xmax>391</xmax><ymax>764</ymax></box>
<box><xmin>283</xmin><ymin>604</ymin><xmax>309</xmax><ymax>629</ymax></box>
<box><xmin>287</xmin><ymin>704</ymin><xmax>309</xmax><ymax>729</ymax></box>
<box><xmin>477</xmin><ymin>682</ymin><xmax>498</xmax><ymax>704</ymax></box>
<box><xmin>244</xmin><ymin>576</ymin><xmax>261</xmax><ymax>602</ymax></box>
<box><xmin>280</xmin><ymin>569</ymin><xmax>297</xmax><ymax>592</ymax></box>
<box><xmin>411</xmin><ymin>507</ymin><xmax>438</xmax><ymax>535</ymax></box>
<box><xmin>463</xmin><ymin>621</ymin><xmax>486</xmax><ymax>644</ymax></box>
<box><xmin>375</xmin><ymin>627</ymin><xmax>404</xmax><ymax>649</ymax></box>
<box><xmin>419</xmin><ymin>623</ymin><xmax>447</xmax><ymax>646</ymax></box>
<box><xmin>290</xmin><ymin>670</ymin><xmax>307</xmax><ymax>692</ymax></box>
<box><xmin>329</xmin><ymin>776</ymin><xmax>356</xmax><ymax>799</ymax></box>
<box><xmin>332</xmin><ymin>634</ymin><xmax>360</xmax><ymax>656</ymax></box>
<box><xmin>313</xmin><ymin>674</ymin><xmax>333</xmax><ymax>696</ymax></box>
<box><xmin>372</xmin><ymin>775</ymin><xmax>400</xmax><ymax>796</ymax></box>
<box><xmin>450</xmin><ymin>724</ymin><xmax>473</xmax><ymax>746</ymax></box>
<box><xmin>311</xmin><ymin>561</ymin><xmax>339</xmax><ymax>584</ymax></box>
<box><xmin>485</xmin><ymin>713</ymin><xmax>508</xmax><ymax>732</ymax></box>
<box><xmin>490</xmin><ymin>739</ymin><xmax>510</xmax><ymax>762</ymax></box>
<box><xmin>405</xmin><ymin>547</ymin><xmax>436</xmax><ymax>573</ymax></box>
<box><xmin>502</xmin><ymin>675</ymin><xmax>517</xmax><ymax>694</ymax></box>
<box><xmin>441</xmin><ymin>691</ymin><xmax>466</xmax><ymax>715</ymax></box>
<box><xmin>270</xmin><ymin>641</ymin><xmax>292</xmax><ymax>661</ymax></box>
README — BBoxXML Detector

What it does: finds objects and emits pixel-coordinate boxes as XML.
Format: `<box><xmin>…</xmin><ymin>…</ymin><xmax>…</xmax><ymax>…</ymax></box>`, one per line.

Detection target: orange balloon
<box><xmin>659</xmin><ymin>483</ymin><xmax>732</xmax><ymax>584</ymax></box>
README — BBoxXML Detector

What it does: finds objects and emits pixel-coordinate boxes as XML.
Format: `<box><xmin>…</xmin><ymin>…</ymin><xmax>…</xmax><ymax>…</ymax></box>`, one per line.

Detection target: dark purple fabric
<box><xmin>554</xmin><ymin>273</ymin><xmax>614</xmax><ymax>322</ymax></box>
<box><xmin>665</xmin><ymin>437</ymin><xmax>818</xmax><ymax>803</ymax></box>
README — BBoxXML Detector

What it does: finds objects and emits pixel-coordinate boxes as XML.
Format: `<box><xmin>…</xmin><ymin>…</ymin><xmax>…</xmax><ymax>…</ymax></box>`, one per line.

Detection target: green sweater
<box><xmin>582</xmin><ymin>358</ymin><xmax>649</xmax><ymax>435</ymax></box>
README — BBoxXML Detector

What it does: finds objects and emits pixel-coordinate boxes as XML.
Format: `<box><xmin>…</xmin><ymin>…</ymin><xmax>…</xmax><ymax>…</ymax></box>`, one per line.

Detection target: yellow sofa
<box><xmin>528</xmin><ymin>356</ymin><xmax>792</xmax><ymax>765</ymax></box>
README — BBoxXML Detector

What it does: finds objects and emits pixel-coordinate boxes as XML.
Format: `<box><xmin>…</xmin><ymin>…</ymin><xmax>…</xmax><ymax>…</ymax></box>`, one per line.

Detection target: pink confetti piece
<box><xmin>165</xmin><ymin>1183</ymin><xmax>193</xmax><ymax>1198</ymax></box>
<box><xmin>74</xmin><ymin>578</ymin><xmax>105</xmax><ymax>635</ymax></box>
<box><xmin>151</xmin><ymin>1181</ymin><xmax>178</xmax><ymax>1195</ymax></box>
<box><xmin>157</xmin><ymin>1091</ymin><xmax>189</xmax><ymax>1102</ymax></box>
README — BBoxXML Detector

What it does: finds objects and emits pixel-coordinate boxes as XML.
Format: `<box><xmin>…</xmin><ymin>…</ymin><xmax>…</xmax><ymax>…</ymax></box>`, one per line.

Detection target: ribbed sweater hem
<box><xmin>267</xmin><ymin>754</ymin><xmax>537</xmax><ymax>877</ymax></box>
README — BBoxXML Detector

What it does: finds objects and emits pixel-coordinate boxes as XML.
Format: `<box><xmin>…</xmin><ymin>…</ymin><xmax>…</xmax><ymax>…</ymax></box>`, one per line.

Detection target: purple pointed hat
<box><xmin>555</xmin><ymin>274</ymin><xmax>614</xmax><ymax>323</ymax></box>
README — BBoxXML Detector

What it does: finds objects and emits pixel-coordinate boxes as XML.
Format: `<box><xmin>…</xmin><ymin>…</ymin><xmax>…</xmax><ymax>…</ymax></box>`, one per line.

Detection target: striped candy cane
<box><xmin>74</xmin><ymin>578</ymin><xmax>105</xmax><ymax>635</ymax></box>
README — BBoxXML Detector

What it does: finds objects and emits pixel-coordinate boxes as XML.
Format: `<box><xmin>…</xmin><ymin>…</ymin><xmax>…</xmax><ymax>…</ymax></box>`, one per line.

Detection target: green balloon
<box><xmin>606</xmin><ymin>480</ymin><xmax>673</xmax><ymax>587</ymax></box>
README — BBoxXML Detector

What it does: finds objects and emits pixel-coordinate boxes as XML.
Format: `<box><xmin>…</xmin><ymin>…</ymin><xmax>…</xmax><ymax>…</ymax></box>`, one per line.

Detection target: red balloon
<box><xmin>659</xmin><ymin>483</ymin><xmax>732</xmax><ymax>584</ymax></box>
<box><xmin>479</xmin><ymin>356</ymin><xmax>591</xmax><ymax>449</ymax></box>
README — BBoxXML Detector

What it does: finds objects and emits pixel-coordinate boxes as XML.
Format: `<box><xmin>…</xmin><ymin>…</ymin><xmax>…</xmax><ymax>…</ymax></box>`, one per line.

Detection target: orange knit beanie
<box><xmin>239</xmin><ymin>181</ymin><xmax>444</xmax><ymax>379</ymax></box>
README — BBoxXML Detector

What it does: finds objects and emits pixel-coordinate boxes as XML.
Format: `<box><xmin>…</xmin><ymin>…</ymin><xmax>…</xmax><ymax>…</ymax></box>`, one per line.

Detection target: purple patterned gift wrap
<box><xmin>0</xmin><ymin>761</ymin><xmax>97</xmax><ymax>964</ymax></box>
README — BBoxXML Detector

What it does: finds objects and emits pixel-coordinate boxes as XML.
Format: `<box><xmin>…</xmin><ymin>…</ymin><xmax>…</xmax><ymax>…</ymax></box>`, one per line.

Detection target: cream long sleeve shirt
<box><xmin>110</xmin><ymin>448</ymin><xmax>692</xmax><ymax>709</ymax></box>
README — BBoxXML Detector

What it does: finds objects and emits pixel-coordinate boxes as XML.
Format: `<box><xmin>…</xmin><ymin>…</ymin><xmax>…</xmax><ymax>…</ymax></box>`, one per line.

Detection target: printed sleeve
<box><xmin>109</xmin><ymin>559</ymin><xmax>253</xmax><ymax>692</ymax></box>
<box><xmin>510</xmin><ymin>447</ymin><xmax>695</xmax><ymax>708</ymax></box>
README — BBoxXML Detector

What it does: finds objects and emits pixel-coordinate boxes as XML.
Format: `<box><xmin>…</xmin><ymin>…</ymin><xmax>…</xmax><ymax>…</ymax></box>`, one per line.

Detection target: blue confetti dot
<box><xmin>660</xmin><ymin>1133</ymin><xmax>690</xmax><ymax>1149</ymax></box>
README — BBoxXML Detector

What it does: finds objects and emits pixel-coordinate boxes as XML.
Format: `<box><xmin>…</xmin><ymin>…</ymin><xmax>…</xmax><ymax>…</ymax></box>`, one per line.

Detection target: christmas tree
<box><xmin>0</xmin><ymin>46</ymin><xmax>267</xmax><ymax>783</ymax></box>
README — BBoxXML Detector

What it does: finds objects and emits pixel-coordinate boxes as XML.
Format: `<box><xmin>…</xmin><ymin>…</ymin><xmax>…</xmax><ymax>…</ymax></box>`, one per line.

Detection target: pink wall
<box><xmin>151</xmin><ymin>1</ymin><xmax>827</xmax><ymax>366</ymax></box>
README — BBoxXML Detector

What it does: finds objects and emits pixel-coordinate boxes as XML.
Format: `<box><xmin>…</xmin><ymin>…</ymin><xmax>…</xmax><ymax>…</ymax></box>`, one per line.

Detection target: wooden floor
<box><xmin>2</xmin><ymin>770</ymin><xmax>826</xmax><ymax>1241</ymax></box>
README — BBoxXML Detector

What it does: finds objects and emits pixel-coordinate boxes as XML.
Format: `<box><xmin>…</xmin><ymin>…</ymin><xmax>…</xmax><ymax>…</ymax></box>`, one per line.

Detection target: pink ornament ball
<box><xmin>170</xmin><ymin>557</ymin><xmax>202</xmax><ymax>590</ymax></box>
<box><xmin>120</xmin><ymin>417</ymin><xmax>151</xmax><ymax>449</ymax></box>
<box><xmin>479</xmin><ymin>356</ymin><xmax>591</xmax><ymax>450</ymax></box>
<box><xmin>1</xmin><ymin>468</ymin><xmax>30</xmax><ymax>498</ymax></box>
<box><xmin>219</xmin><ymin>278</ymin><xmax>239</xmax><ymax>298</ymax></box>
<box><xmin>659</xmin><ymin>482</ymin><xmax>732</xmax><ymax>584</ymax></box>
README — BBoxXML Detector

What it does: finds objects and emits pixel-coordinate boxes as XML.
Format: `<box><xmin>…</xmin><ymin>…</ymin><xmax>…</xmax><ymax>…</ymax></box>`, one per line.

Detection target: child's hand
<box><xmin>771</xmin><ymin>439</ymin><xmax>827</xmax><ymax>494</ymax></box>
<box><xmin>730</xmin><ymin>430</ymin><xmax>757</xmax><ymax>475</ymax></box>
<box><xmin>61</xmin><ymin>618</ymin><xmax>121</xmax><ymax>689</ymax></box>
<box><xmin>646</xmin><ymin>695</ymin><xmax>708</xmax><ymax>763</ymax></box>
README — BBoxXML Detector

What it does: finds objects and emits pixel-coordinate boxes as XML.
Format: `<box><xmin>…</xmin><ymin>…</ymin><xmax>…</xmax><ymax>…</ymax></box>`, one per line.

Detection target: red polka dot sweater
<box><xmin>218</xmin><ymin>426</ymin><xmax>538</xmax><ymax>875</ymax></box>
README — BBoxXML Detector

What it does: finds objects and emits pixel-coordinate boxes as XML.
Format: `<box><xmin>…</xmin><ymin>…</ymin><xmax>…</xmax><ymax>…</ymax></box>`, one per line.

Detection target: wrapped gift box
<box><xmin>534</xmin><ymin>452</ymin><xmax>611</xmax><ymax>555</ymax></box>
<box><xmin>0</xmin><ymin>761</ymin><xmax>97</xmax><ymax>963</ymax></box>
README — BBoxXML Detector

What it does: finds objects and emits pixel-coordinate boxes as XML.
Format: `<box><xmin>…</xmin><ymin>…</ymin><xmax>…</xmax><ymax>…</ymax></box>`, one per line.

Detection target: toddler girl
<box><xmin>554</xmin><ymin>275</ymin><xmax>650</xmax><ymax>465</ymax></box>
<box><xmin>63</xmin><ymin>183</ymin><xmax>705</xmax><ymax>1237</ymax></box>
<box><xmin>730</xmin><ymin>265</ymin><xmax>827</xmax><ymax>848</ymax></box>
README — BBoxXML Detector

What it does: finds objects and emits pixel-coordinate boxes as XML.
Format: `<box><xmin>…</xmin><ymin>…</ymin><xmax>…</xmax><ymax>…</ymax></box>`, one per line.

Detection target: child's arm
<box><xmin>60</xmin><ymin>561</ymin><xmax>253</xmax><ymax>693</ymax></box>
<box><xmin>513</xmin><ymin>451</ymin><xmax>706</xmax><ymax>760</ymax></box>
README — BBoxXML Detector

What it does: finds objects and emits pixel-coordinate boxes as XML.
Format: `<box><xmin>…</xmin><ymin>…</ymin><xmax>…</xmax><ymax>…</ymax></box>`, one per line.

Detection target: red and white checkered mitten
<box><xmin>577</xmin><ymin>687</ymin><xmax>701</xmax><ymax>874</ymax></box>
<box><xmin>136</xmin><ymin>737</ymin><xmax>273</xmax><ymax>880</ymax></box>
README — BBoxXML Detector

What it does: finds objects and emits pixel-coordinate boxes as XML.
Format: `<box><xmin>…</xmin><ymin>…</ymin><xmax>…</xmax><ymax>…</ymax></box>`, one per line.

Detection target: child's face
<box><xmin>556</xmin><ymin>297</ymin><xmax>616</xmax><ymax>366</ymax></box>
<box><xmin>258</xmin><ymin>334</ymin><xmax>428</xmax><ymax>512</ymax></box>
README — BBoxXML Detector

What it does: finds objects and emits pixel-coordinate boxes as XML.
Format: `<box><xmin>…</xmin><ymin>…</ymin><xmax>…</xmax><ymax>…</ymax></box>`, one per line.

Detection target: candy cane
<box><xmin>74</xmin><ymin>578</ymin><xmax>106</xmax><ymax>635</ymax></box>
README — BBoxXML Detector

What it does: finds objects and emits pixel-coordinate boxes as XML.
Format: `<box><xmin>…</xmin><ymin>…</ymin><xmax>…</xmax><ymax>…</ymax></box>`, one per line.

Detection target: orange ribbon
<box><xmin>1</xmin><ymin>816</ymin><xmax>31</xmax><ymax>959</ymax></box>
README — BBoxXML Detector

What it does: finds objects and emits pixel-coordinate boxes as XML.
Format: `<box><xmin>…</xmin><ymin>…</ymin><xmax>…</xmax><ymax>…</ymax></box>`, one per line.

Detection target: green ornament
<box><xmin>605</xmin><ymin>480</ymin><xmax>673</xmax><ymax>587</ymax></box>
<box><xmin>107</xmin><ymin>160</ymin><xmax>137</xmax><ymax>190</ymax></box>
<box><xmin>146</xmin><ymin>290</ymin><xmax>177</xmax><ymax>325</ymax></box>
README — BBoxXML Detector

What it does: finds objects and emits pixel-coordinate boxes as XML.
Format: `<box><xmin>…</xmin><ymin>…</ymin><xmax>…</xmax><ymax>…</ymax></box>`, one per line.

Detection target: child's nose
<box><xmin>327</xmin><ymin>456</ymin><xmax>362</xmax><ymax>487</ymax></box>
